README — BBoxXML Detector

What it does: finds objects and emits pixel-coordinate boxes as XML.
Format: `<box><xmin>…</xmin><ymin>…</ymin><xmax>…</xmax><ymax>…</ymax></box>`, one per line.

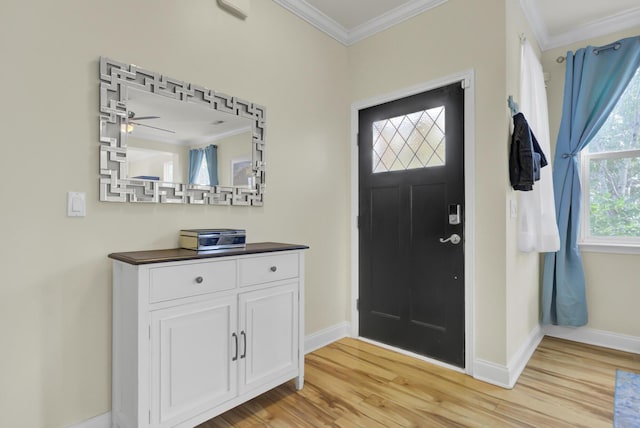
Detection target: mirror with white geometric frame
<box><xmin>99</xmin><ymin>57</ymin><xmax>265</xmax><ymax>205</ymax></box>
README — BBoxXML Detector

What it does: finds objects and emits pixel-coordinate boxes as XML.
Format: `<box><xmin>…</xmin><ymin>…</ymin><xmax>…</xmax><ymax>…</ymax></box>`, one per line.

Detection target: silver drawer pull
<box><xmin>195</xmin><ymin>276</ymin><xmax>204</xmax><ymax>284</ymax></box>
<box><xmin>270</xmin><ymin>266</ymin><xmax>277</xmax><ymax>272</ymax></box>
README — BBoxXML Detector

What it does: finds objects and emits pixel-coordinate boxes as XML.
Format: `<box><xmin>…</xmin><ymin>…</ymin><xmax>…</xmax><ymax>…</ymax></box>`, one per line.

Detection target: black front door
<box><xmin>358</xmin><ymin>82</ymin><xmax>465</xmax><ymax>367</ymax></box>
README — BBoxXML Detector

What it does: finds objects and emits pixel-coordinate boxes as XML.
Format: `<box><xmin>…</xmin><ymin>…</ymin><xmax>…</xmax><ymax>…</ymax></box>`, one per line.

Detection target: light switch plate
<box><xmin>67</xmin><ymin>192</ymin><xmax>86</xmax><ymax>217</ymax></box>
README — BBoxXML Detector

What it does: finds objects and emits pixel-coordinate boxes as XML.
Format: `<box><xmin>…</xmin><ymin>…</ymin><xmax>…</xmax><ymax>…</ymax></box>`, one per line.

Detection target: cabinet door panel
<box><xmin>239</xmin><ymin>283</ymin><xmax>298</xmax><ymax>393</ymax></box>
<box><xmin>151</xmin><ymin>297</ymin><xmax>237</xmax><ymax>427</ymax></box>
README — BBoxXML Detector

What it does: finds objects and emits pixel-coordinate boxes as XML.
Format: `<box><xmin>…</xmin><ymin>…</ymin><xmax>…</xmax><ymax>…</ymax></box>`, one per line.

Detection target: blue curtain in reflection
<box><xmin>187</xmin><ymin>148</ymin><xmax>204</xmax><ymax>184</ymax></box>
<box><xmin>205</xmin><ymin>145</ymin><xmax>219</xmax><ymax>186</ymax></box>
<box><xmin>542</xmin><ymin>36</ymin><xmax>640</xmax><ymax>326</ymax></box>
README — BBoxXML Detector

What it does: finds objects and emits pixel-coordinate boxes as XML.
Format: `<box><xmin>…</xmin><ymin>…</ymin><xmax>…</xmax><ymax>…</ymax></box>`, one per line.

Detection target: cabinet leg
<box><xmin>295</xmin><ymin>376</ymin><xmax>304</xmax><ymax>390</ymax></box>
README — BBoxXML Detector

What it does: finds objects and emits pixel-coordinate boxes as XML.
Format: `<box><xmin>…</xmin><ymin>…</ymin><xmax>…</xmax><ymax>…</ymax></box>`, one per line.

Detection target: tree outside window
<box><xmin>580</xmin><ymin>66</ymin><xmax>640</xmax><ymax>245</ymax></box>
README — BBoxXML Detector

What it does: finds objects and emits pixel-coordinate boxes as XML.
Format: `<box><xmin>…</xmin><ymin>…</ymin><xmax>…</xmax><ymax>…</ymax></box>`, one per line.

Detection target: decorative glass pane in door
<box><xmin>372</xmin><ymin>106</ymin><xmax>445</xmax><ymax>173</ymax></box>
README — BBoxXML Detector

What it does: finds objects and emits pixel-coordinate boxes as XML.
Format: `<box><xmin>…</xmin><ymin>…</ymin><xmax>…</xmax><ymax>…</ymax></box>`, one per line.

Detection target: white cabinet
<box><xmin>110</xmin><ymin>244</ymin><xmax>306</xmax><ymax>428</ymax></box>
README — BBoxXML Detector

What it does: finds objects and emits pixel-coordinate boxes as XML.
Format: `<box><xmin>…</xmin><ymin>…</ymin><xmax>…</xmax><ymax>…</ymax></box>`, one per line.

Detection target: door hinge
<box><xmin>148</xmin><ymin>325</ymin><xmax>151</xmax><ymax>340</ymax></box>
<box><xmin>148</xmin><ymin>409</ymin><xmax>151</xmax><ymax>424</ymax></box>
<box><xmin>461</xmin><ymin>78</ymin><xmax>470</xmax><ymax>89</ymax></box>
<box><xmin>356</xmin><ymin>299</ymin><xmax>360</xmax><ymax>311</ymax></box>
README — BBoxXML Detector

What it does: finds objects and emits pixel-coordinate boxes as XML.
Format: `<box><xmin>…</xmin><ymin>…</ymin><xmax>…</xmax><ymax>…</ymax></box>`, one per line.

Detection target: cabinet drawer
<box><xmin>149</xmin><ymin>260</ymin><xmax>236</xmax><ymax>303</ymax></box>
<box><xmin>239</xmin><ymin>253</ymin><xmax>298</xmax><ymax>287</ymax></box>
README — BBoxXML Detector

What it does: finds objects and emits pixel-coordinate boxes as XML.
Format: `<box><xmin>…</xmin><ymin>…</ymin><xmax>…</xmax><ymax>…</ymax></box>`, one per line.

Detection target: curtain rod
<box><xmin>556</xmin><ymin>41</ymin><xmax>623</xmax><ymax>64</ymax></box>
<box><xmin>593</xmin><ymin>42</ymin><xmax>622</xmax><ymax>55</ymax></box>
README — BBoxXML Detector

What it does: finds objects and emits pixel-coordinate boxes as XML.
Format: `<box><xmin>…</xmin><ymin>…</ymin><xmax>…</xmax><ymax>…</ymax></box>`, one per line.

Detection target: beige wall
<box><xmin>541</xmin><ymin>26</ymin><xmax>640</xmax><ymax>337</ymax></box>
<box><xmin>504</xmin><ymin>0</ymin><xmax>543</xmax><ymax>362</ymax></box>
<box><xmin>0</xmin><ymin>1</ymin><xmax>350</xmax><ymax>426</ymax></box>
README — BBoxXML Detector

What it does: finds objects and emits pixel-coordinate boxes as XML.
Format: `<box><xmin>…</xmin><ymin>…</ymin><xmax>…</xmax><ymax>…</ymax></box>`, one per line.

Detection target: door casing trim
<box><xmin>350</xmin><ymin>69</ymin><xmax>476</xmax><ymax>375</ymax></box>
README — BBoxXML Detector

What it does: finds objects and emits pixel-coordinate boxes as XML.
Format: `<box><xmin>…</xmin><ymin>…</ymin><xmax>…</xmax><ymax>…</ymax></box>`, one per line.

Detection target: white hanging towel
<box><xmin>518</xmin><ymin>40</ymin><xmax>560</xmax><ymax>252</ymax></box>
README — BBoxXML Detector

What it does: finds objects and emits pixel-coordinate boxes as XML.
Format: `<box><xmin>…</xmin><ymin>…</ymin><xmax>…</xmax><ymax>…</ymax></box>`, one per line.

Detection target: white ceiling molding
<box><xmin>272</xmin><ymin>0</ymin><xmax>349</xmax><ymax>44</ymax></box>
<box><xmin>519</xmin><ymin>0</ymin><xmax>640</xmax><ymax>51</ymax></box>
<box><xmin>348</xmin><ymin>0</ymin><xmax>448</xmax><ymax>45</ymax></box>
<box><xmin>543</xmin><ymin>7</ymin><xmax>640</xmax><ymax>51</ymax></box>
<box><xmin>272</xmin><ymin>0</ymin><xmax>448</xmax><ymax>46</ymax></box>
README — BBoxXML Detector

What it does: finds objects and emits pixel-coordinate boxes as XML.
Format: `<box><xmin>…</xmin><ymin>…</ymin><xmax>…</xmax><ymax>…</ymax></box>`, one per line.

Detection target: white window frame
<box><xmin>579</xmin><ymin>148</ymin><xmax>640</xmax><ymax>254</ymax></box>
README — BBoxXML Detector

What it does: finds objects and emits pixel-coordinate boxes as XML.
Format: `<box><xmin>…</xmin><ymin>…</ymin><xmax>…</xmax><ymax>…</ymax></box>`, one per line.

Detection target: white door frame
<box><xmin>350</xmin><ymin>69</ymin><xmax>476</xmax><ymax>375</ymax></box>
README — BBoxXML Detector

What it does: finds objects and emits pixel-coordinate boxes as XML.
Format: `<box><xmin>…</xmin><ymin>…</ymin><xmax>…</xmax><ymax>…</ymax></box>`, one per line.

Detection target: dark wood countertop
<box><xmin>108</xmin><ymin>242</ymin><xmax>309</xmax><ymax>265</ymax></box>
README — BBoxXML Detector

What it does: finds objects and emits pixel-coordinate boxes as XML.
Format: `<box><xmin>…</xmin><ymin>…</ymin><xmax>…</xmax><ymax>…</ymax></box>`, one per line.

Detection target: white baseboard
<box><xmin>543</xmin><ymin>325</ymin><xmax>640</xmax><ymax>354</ymax></box>
<box><xmin>67</xmin><ymin>411</ymin><xmax>111</xmax><ymax>428</ymax></box>
<box><xmin>473</xmin><ymin>324</ymin><xmax>543</xmax><ymax>389</ymax></box>
<box><xmin>506</xmin><ymin>324</ymin><xmax>544</xmax><ymax>386</ymax></box>
<box><xmin>304</xmin><ymin>321</ymin><xmax>351</xmax><ymax>354</ymax></box>
<box><xmin>473</xmin><ymin>324</ymin><xmax>640</xmax><ymax>390</ymax></box>
<box><xmin>473</xmin><ymin>358</ymin><xmax>511</xmax><ymax>388</ymax></box>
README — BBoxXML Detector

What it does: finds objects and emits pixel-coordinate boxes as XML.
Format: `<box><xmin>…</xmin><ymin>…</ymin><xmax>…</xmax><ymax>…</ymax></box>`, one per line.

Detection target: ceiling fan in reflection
<box><xmin>123</xmin><ymin>111</ymin><xmax>176</xmax><ymax>134</ymax></box>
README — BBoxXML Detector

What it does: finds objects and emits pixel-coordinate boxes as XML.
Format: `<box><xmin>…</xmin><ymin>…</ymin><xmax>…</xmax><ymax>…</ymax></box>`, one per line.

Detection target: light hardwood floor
<box><xmin>198</xmin><ymin>336</ymin><xmax>640</xmax><ymax>427</ymax></box>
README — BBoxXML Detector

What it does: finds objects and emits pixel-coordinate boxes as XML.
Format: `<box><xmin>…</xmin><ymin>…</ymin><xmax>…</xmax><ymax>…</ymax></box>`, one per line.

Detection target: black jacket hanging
<box><xmin>509</xmin><ymin>112</ymin><xmax>548</xmax><ymax>191</ymax></box>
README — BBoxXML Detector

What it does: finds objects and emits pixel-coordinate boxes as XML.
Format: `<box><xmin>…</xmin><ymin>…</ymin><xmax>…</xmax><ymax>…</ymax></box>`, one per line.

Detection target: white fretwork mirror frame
<box><xmin>99</xmin><ymin>57</ymin><xmax>265</xmax><ymax>205</ymax></box>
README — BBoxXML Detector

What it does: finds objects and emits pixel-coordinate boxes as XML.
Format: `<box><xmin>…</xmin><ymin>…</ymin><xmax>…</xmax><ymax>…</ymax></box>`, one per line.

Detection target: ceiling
<box><xmin>273</xmin><ymin>0</ymin><xmax>640</xmax><ymax>49</ymax></box>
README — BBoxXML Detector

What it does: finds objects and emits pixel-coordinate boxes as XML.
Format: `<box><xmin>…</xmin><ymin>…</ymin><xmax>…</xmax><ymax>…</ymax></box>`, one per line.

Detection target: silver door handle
<box><xmin>439</xmin><ymin>234</ymin><xmax>461</xmax><ymax>244</ymax></box>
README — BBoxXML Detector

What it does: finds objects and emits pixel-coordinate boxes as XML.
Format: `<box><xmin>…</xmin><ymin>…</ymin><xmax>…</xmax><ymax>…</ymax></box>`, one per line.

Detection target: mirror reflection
<box><xmin>124</xmin><ymin>88</ymin><xmax>253</xmax><ymax>187</ymax></box>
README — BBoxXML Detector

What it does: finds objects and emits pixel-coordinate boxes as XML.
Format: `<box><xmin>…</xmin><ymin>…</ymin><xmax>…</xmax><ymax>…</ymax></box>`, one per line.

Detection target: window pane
<box><xmin>589</xmin><ymin>156</ymin><xmax>640</xmax><ymax>237</ymax></box>
<box><xmin>372</xmin><ymin>106</ymin><xmax>445</xmax><ymax>173</ymax></box>
<box><xmin>587</xmin><ymin>67</ymin><xmax>640</xmax><ymax>154</ymax></box>
<box><xmin>163</xmin><ymin>161</ymin><xmax>174</xmax><ymax>182</ymax></box>
<box><xmin>195</xmin><ymin>156</ymin><xmax>210</xmax><ymax>186</ymax></box>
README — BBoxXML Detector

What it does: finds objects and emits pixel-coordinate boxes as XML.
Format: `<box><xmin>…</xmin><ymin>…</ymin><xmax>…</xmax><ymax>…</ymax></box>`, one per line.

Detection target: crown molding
<box><xmin>272</xmin><ymin>0</ymin><xmax>349</xmax><ymax>44</ymax></box>
<box><xmin>348</xmin><ymin>0</ymin><xmax>448</xmax><ymax>45</ymax></box>
<box><xmin>543</xmin><ymin>7</ymin><xmax>640</xmax><ymax>51</ymax></box>
<box><xmin>273</xmin><ymin>0</ymin><xmax>448</xmax><ymax>46</ymax></box>
<box><xmin>519</xmin><ymin>0</ymin><xmax>640</xmax><ymax>51</ymax></box>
